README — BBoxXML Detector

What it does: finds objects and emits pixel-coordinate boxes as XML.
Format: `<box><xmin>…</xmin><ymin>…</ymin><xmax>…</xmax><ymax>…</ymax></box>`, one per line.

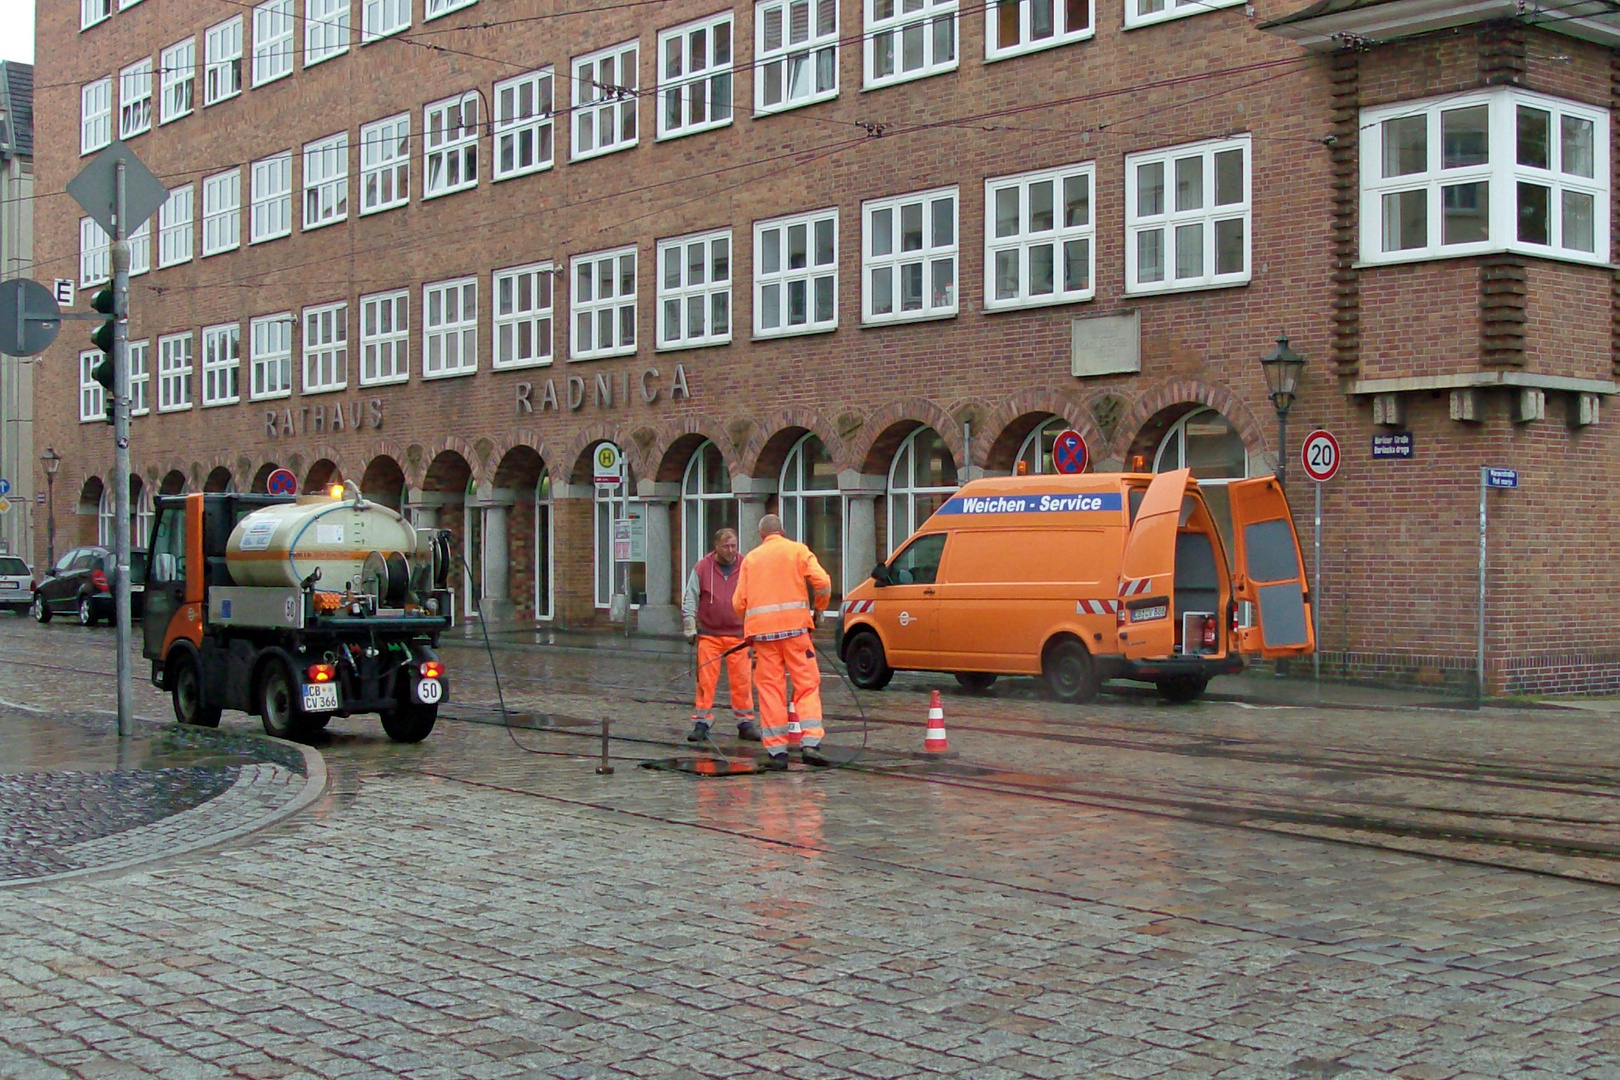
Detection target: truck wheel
<box><xmin>844</xmin><ymin>630</ymin><xmax>893</xmax><ymax>691</ymax></box>
<box><xmin>259</xmin><ymin>660</ymin><xmax>313</xmax><ymax>741</ymax></box>
<box><xmin>78</xmin><ymin>596</ymin><xmax>97</xmax><ymax>627</ymax></box>
<box><xmin>32</xmin><ymin>594</ymin><xmax>50</xmax><ymax>623</ymax></box>
<box><xmin>171</xmin><ymin>653</ymin><xmax>222</xmax><ymax>728</ymax></box>
<box><xmin>1042</xmin><ymin>639</ymin><xmax>1099</xmax><ymax>704</ymax></box>
<box><xmin>382</xmin><ymin>686</ymin><xmax>437</xmax><ymax>743</ymax></box>
<box><xmin>1157</xmin><ymin>676</ymin><xmax>1209</xmax><ymax>704</ymax></box>
<box><xmin>954</xmin><ymin>672</ymin><xmax>997</xmax><ymax>693</ymax></box>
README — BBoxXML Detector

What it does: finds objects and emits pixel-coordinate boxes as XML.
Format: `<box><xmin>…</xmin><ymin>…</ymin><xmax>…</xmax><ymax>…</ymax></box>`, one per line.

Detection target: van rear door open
<box><xmin>1228</xmin><ymin>476</ymin><xmax>1314</xmax><ymax>657</ymax></box>
<box><xmin>1117</xmin><ymin>469</ymin><xmax>1186</xmax><ymax>659</ymax></box>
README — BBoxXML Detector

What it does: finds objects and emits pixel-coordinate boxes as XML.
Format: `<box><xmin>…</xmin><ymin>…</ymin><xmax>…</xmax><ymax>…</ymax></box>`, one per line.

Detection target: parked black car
<box><xmin>31</xmin><ymin>546</ymin><xmax>147</xmax><ymax>626</ymax></box>
<box><xmin>0</xmin><ymin>555</ymin><xmax>31</xmax><ymax>614</ymax></box>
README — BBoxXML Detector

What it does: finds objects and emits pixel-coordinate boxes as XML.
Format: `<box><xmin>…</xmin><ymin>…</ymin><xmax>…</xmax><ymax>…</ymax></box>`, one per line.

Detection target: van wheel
<box><xmin>1157</xmin><ymin>676</ymin><xmax>1209</xmax><ymax>704</ymax></box>
<box><xmin>259</xmin><ymin>660</ymin><xmax>313</xmax><ymax>741</ymax></box>
<box><xmin>954</xmin><ymin>672</ymin><xmax>997</xmax><ymax>693</ymax></box>
<box><xmin>1042</xmin><ymin>639</ymin><xmax>1099</xmax><ymax>704</ymax></box>
<box><xmin>844</xmin><ymin>631</ymin><xmax>893</xmax><ymax>691</ymax></box>
<box><xmin>171</xmin><ymin>653</ymin><xmax>222</xmax><ymax>728</ymax></box>
<box><xmin>32</xmin><ymin>594</ymin><xmax>50</xmax><ymax>623</ymax></box>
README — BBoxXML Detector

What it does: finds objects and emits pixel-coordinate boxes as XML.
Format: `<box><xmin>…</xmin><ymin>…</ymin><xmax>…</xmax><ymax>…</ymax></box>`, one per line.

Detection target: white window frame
<box><xmin>201</xmin><ymin>323</ymin><xmax>242</xmax><ymax>407</ymax></box>
<box><xmin>158</xmin><ymin>333</ymin><xmax>195</xmax><ymax>413</ymax></box>
<box><xmin>754</xmin><ymin>208</ymin><xmax>838</xmax><ymax>338</ymax></box>
<box><xmin>422</xmin><ymin>277</ymin><xmax>478</xmax><ymax>378</ymax></box>
<box><xmin>80</xmin><ymin>218</ymin><xmax>110</xmax><ymax>288</ymax></box>
<box><xmin>253</xmin><ymin>0</ymin><xmax>296</xmax><ymax>86</ymax></box>
<box><xmin>656</xmin><ymin>229</ymin><xmax>731</xmax><ymax>350</ymax></box>
<box><xmin>128</xmin><ymin>220</ymin><xmax>151</xmax><ymax>277</ymax></box>
<box><xmin>864</xmin><ymin>0</ymin><xmax>957</xmax><ymax>90</ymax></box>
<box><xmin>251</xmin><ymin>152</ymin><xmax>293</xmax><ymax>243</ymax></box>
<box><xmin>360</xmin><ymin>114</ymin><xmax>410</xmax><ymax>213</ymax></box>
<box><xmin>160</xmin><ymin>39</ymin><xmax>196</xmax><ymax>124</ymax></box>
<box><xmin>80</xmin><ymin>352</ymin><xmax>106</xmax><ymax>424</ymax></box>
<box><xmin>82</xmin><ymin>0</ymin><xmax>112</xmax><ymax>31</ymax></box>
<box><xmin>755</xmin><ymin>0</ymin><xmax>838</xmax><ymax>115</ymax></box>
<box><xmin>862</xmin><ymin>187</ymin><xmax>958</xmax><ymax>324</ymax></box>
<box><xmin>204</xmin><ymin>17</ymin><xmax>243</xmax><ymax>105</ymax></box>
<box><xmin>657</xmin><ymin>13</ymin><xmax>734</xmax><ymax>141</ymax></box>
<box><xmin>1125</xmin><ymin>134</ymin><xmax>1251</xmax><ymax>295</ymax></box>
<box><xmin>1359</xmin><ymin>88</ymin><xmax>1610</xmax><ymax>267</ymax></box>
<box><xmin>202</xmin><ymin>169</ymin><xmax>242</xmax><ymax>256</ymax></box>
<box><xmin>119</xmin><ymin>59</ymin><xmax>154</xmax><ymax>139</ymax></box>
<box><xmin>984</xmin><ymin>162</ymin><xmax>1095</xmax><ymax>311</ymax></box>
<box><xmin>886</xmin><ymin>427</ymin><xmax>958</xmax><ymax>554</ymax></box>
<box><xmin>360</xmin><ymin>290</ymin><xmax>410</xmax><ymax>385</ymax></box>
<box><xmin>129</xmin><ymin>340</ymin><xmax>150</xmax><ymax>416</ymax></box>
<box><xmin>425</xmin><ymin>0</ymin><xmax>476</xmax><ymax>20</ymax></box>
<box><xmin>572</xmin><ymin>41</ymin><xmax>639</xmax><ymax>162</ymax></box>
<box><xmin>250</xmin><ymin>313</ymin><xmax>294</xmax><ymax>400</ymax></box>
<box><xmin>363</xmin><ymin>0</ymin><xmax>411</xmax><ymax>41</ymax></box>
<box><xmin>159</xmin><ymin>186</ymin><xmax>194</xmax><ymax>268</ymax></box>
<box><xmin>304</xmin><ymin>132</ymin><xmax>350</xmax><ymax>229</ymax></box>
<box><xmin>570</xmin><ymin>246</ymin><xmax>638</xmax><ymax>360</ymax></box>
<box><xmin>81</xmin><ymin>78</ymin><xmax>112</xmax><ymax>155</ymax></box>
<box><xmin>493</xmin><ymin>263</ymin><xmax>555</xmax><ymax>369</ymax></box>
<box><xmin>1126</xmin><ymin>0</ymin><xmax>1241</xmax><ymax>29</ymax></box>
<box><xmin>986</xmin><ymin>0</ymin><xmax>1093</xmax><ymax>61</ymax></box>
<box><xmin>302</xmin><ymin>302</ymin><xmax>349</xmax><ymax>393</ymax></box>
<box><xmin>493</xmin><ymin>69</ymin><xmax>555</xmax><ymax>181</ymax></box>
<box><xmin>424</xmin><ymin>93</ymin><xmax>479</xmax><ymax>198</ymax></box>
<box><xmin>305</xmin><ymin>0</ymin><xmax>351</xmax><ymax>66</ymax></box>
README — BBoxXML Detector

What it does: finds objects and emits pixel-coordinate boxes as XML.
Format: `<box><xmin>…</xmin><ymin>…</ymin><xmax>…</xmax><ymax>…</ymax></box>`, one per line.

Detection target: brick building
<box><xmin>30</xmin><ymin>0</ymin><xmax>1620</xmax><ymax>692</ymax></box>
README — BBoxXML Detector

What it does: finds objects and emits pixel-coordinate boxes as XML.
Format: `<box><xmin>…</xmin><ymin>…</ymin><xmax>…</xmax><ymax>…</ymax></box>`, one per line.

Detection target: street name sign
<box><xmin>1484</xmin><ymin>468</ymin><xmax>1519</xmax><ymax>489</ymax></box>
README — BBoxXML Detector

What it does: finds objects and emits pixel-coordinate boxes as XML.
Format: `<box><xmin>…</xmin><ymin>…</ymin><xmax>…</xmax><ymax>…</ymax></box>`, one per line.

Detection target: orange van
<box><xmin>835</xmin><ymin>468</ymin><xmax>1313</xmax><ymax>703</ymax></box>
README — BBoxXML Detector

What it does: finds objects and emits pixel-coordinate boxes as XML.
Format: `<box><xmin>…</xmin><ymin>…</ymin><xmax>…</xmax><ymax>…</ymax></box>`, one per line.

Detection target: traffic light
<box><xmin>90</xmin><ymin>287</ymin><xmax>115</xmax><ymax>423</ymax></box>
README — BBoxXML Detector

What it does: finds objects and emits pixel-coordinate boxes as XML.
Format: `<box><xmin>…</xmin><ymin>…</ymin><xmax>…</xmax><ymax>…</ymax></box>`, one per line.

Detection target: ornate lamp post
<box><xmin>40</xmin><ymin>447</ymin><xmax>60</xmax><ymax>567</ymax></box>
<box><xmin>1260</xmin><ymin>334</ymin><xmax>1306</xmax><ymax>486</ymax></box>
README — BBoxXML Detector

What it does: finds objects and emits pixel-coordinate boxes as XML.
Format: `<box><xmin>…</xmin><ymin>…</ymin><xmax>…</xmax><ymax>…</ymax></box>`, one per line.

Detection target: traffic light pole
<box><xmin>112</xmin><ymin>162</ymin><xmax>134</xmax><ymax>738</ymax></box>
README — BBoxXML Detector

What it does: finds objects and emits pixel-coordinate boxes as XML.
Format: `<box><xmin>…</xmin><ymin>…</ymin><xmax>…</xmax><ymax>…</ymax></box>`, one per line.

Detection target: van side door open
<box><xmin>1117</xmin><ymin>469</ymin><xmax>1187</xmax><ymax>659</ymax></box>
<box><xmin>1228</xmin><ymin>476</ymin><xmax>1314</xmax><ymax>657</ymax></box>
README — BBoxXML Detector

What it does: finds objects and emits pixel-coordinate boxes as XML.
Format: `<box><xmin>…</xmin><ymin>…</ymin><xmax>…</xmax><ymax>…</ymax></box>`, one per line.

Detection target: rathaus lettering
<box><xmin>265</xmin><ymin>398</ymin><xmax>384</xmax><ymax>439</ymax></box>
<box><xmin>515</xmin><ymin>364</ymin><xmax>691</xmax><ymax>414</ymax></box>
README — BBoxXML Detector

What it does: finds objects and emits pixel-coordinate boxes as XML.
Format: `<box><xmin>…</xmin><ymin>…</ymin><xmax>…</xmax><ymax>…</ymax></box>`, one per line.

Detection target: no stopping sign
<box><xmin>1301</xmin><ymin>429</ymin><xmax>1341</xmax><ymax>483</ymax></box>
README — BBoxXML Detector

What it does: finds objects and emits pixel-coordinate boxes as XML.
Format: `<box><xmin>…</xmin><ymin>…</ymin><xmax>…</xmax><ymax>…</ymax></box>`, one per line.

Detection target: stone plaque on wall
<box><xmin>1071</xmin><ymin>311</ymin><xmax>1140</xmax><ymax>378</ymax></box>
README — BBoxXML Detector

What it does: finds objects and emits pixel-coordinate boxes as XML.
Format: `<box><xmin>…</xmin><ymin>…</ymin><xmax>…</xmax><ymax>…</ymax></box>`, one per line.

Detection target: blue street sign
<box><xmin>1051</xmin><ymin>429</ymin><xmax>1088</xmax><ymax>475</ymax></box>
<box><xmin>1484</xmin><ymin>468</ymin><xmax>1518</xmax><ymax>489</ymax></box>
<box><xmin>0</xmin><ymin>478</ymin><xmax>10</xmax><ymax>497</ymax></box>
<box><xmin>1372</xmin><ymin>431</ymin><xmax>1414</xmax><ymax>459</ymax></box>
<box><xmin>266</xmin><ymin>468</ymin><xmax>298</xmax><ymax>495</ymax></box>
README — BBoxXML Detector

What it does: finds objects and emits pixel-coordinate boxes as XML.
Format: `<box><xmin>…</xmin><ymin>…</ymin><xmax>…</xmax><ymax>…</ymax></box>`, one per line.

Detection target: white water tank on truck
<box><xmin>226</xmin><ymin>484</ymin><xmax>418</xmax><ymax>597</ymax></box>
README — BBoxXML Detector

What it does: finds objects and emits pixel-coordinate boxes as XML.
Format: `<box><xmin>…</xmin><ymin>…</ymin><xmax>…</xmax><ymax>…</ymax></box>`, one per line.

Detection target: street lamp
<box><xmin>1260</xmin><ymin>334</ymin><xmax>1306</xmax><ymax>486</ymax></box>
<box><xmin>40</xmin><ymin>447</ymin><xmax>60</xmax><ymax>567</ymax></box>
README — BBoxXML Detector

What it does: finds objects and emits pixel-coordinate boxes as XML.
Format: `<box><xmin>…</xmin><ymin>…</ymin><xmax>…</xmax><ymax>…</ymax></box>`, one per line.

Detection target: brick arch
<box><xmin>1108</xmin><ymin>379</ymin><xmax>1268</xmax><ymax>463</ymax></box>
<box><xmin>738</xmin><ymin>406</ymin><xmax>843</xmax><ymax>478</ymax></box>
<box><xmin>416</xmin><ymin>436</ymin><xmax>479</xmax><ymax>492</ymax></box>
<box><xmin>563</xmin><ymin>421</ymin><xmax>643</xmax><ymax>486</ymax></box>
<box><xmin>848</xmin><ymin>398</ymin><xmax>961</xmax><ymax>476</ymax></box>
<box><xmin>483</xmin><ymin>430</ymin><xmax>557</xmax><ymax>488</ymax></box>
<box><xmin>978</xmin><ymin>388</ymin><xmax>1102</xmax><ymax>473</ymax></box>
<box><xmin>199</xmin><ymin>452</ymin><xmax>238</xmax><ymax>491</ymax></box>
<box><xmin>652</xmin><ymin>414</ymin><xmax>733</xmax><ymax>484</ymax></box>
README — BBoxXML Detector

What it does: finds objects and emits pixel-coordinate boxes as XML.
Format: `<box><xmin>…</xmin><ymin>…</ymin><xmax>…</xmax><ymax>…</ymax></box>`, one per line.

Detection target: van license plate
<box><xmin>1130</xmin><ymin>604</ymin><xmax>1168</xmax><ymax>623</ymax></box>
<box><xmin>302</xmin><ymin>683</ymin><xmax>340</xmax><ymax>713</ymax></box>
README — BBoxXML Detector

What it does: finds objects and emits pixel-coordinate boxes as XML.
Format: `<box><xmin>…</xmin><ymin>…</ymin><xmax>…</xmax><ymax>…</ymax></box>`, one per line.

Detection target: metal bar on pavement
<box><xmin>1313</xmin><ymin>481</ymin><xmax>1321</xmax><ymax>683</ymax></box>
<box><xmin>1477</xmin><ymin>468</ymin><xmax>1487</xmax><ymax>706</ymax></box>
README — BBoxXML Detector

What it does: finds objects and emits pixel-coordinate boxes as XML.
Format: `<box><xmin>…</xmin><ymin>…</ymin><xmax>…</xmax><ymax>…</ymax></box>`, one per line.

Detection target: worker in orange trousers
<box><xmin>681</xmin><ymin>528</ymin><xmax>759</xmax><ymax>743</ymax></box>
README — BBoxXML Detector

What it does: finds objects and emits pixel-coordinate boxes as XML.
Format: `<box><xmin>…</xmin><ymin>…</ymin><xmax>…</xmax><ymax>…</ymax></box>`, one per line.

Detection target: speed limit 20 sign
<box><xmin>1301</xmin><ymin>429</ymin><xmax>1341</xmax><ymax>483</ymax></box>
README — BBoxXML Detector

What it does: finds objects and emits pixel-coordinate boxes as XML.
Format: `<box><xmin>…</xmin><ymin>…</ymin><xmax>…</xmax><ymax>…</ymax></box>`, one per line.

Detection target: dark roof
<box><xmin>0</xmin><ymin>61</ymin><xmax>34</xmax><ymax>161</ymax></box>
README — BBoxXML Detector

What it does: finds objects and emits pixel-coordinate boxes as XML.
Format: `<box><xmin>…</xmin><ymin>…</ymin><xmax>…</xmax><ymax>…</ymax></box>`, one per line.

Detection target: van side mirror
<box><xmin>871</xmin><ymin>563</ymin><xmax>890</xmax><ymax>587</ymax></box>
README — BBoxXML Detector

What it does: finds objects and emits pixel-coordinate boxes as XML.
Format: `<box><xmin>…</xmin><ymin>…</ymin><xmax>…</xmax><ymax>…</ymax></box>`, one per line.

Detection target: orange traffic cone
<box><xmin>924</xmin><ymin>690</ymin><xmax>949</xmax><ymax>753</ymax></box>
<box><xmin>787</xmin><ymin>700</ymin><xmax>803</xmax><ymax>748</ymax></box>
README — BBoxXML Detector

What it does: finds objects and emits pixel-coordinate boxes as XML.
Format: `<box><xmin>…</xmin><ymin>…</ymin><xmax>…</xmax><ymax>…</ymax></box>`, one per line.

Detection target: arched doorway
<box><xmin>98</xmin><ymin>485</ymin><xmax>116</xmax><ymax>546</ymax></box>
<box><xmin>779</xmin><ymin>433</ymin><xmax>842</xmax><ymax>603</ymax></box>
<box><xmin>885</xmin><ymin>427</ymin><xmax>957</xmax><ymax>555</ymax></box>
<box><xmin>360</xmin><ymin>456</ymin><xmax>406</xmax><ymax>511</ymax></box>
<box><xmin>75</xmin><ymin>477</ymin><xmax>105</xmax><ymax>549</ymax></box>
<box><xmin>490</xmin><ymin>445</ymin><xmax>551</xmax><ymax>622</ymax></box>
<box><xmin>304</xmin><ymin>458</ymin><xmax>340</xmax><ymax>494</ymax></box>
<box><xmin>252</xmin><ymin>462</ymin><xmax>280</xmax><ymax>493</ymax></box>
<box><xmin>582</xmin><ymin>441</ymin><xmax>641</xmax><ymax>610</ymax></box>
<box><xmin>1015</xmin><ymin>416</ymin><xmax>1068</xmax><ymax>475</ymax></box>
<box><xmin>159</xmin><ymin>470</ymin><xmax>187</xmax><ymax>495</ymax></box>
<box><xmin>131</xmin><ymin>475</ymin><xmax>153</xmax><ymax>548</ymax></box>
<box><xmin>681</xmin><ymin>440</ymin><xmax>737</xmax><ymax>577</ymax></box>
<box><xmin>1144</xmin><ymin>405</ymin><xmax>1250</xmax><ymax>547</ymax></box>
<box><xmin>422</xmin><ymin>451</ymin><xmax>472</xmax><ymax>615</ymax></box>
<box><xmin>203</xmin><ymin>466</ymin><xmax>236</xmax><ymax>493</ymax></box>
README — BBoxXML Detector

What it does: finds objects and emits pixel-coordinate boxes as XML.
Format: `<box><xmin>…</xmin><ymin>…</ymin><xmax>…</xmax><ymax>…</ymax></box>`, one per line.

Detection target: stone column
<box><xmin>402</xmin><ymin>488</ymin><xmax>446</xmax><ymax>531</ymax></box>
<box><xmin>839</xmin><ymin>471</ymin><xmax>886</xmax><ymax>596</ymax></box>
<box><xmin>470</xmin><ymin>483</ymin><xmax>517</xmax><ymax>624</ymax></box>
<box><xmin>635</xmin><ymin>480</ymin><xmax>681</xmax><ymax>635</ymax></box>
<box><xmin>732</xmin><ymin>475</ymin><xmax>777</xmax><ymax>554</ymax></box>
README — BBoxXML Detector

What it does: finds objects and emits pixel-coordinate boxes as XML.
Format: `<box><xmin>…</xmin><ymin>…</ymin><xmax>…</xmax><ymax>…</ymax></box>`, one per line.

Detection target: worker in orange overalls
<box><xmin>732</xmin><ymin>513</ymin><xmax>833</xmax><ymax>770</ymax></box>
<box><xmin>681</xmin><ymin>527</ymin><xmax>760</xmax><ymax>743</ymax></box>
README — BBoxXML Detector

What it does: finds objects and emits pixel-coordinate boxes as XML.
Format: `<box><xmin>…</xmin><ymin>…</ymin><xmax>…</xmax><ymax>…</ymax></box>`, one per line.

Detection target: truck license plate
<box><xmin>416</xmin><ymin>677</ymin><xmax>442</xmax><ymax>704</ymax></box>
<box><xmin>1130</xmin><ymin>604</ymin><xmax>1168</xmax><ymax>623</ymax></box>
<box><xmin>302</xmin><ymin>683</ymin><xmax>340</xmax><ymax>713</ymax></box>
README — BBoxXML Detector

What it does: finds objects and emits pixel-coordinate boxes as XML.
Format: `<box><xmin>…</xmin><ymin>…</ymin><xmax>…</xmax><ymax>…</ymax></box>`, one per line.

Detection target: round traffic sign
<box><xmin>265</xmin><ymin>468</ymin><xmax>298</xmax><ymax>495</ymax></box>
<box><xmin>1301</xmin><ymin>429</ymin><xmax>1341</xmax><ymax>483</ymax></box>
<box><xmin>1051</xmin><ymin>429</ymin><xmax>1088</xmax><ymax>475</ymax></box>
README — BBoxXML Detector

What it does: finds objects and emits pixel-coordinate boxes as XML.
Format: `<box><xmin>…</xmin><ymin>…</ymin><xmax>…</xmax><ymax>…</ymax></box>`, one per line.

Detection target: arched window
<box><xmin>1015</xmin><ymin>416</ymin><xmax>1067</xmax><ymax>475</ymax></box>
<box><xmin>780</xmin><ymin>434</ymin><xmax>843</xmax><ymax>603</ymax></box>
<box><xmin>1153</xmin><ymin>407</ymin><xmax>1249</xmax><ymax>547</ymax></box>
<box><xmin>681</xmin><ymin>441</ymin><xmax>737</xmax><ymax>575</ymax></box>
<box><xmin>592</xmin><ymin>445</ymin><xmax>643</xmax><ymax>608</ymax></box>
<box><xmin>98</xmin><ymin>486</ymin><xmax>115</xmax><ymax>546</ymax></box>
<box><xmin>534</xmin><ymin>474</ymin><xmax>554</xmax><ymax>621</ymax></box>
<box><xmin>134</xmin><ymin>485</ymin><xmax>154</xmax><ymax>548</ymax></box>
<box><xmin>886</xmin><ymin>427</ymin><xmax>957</xmax><ymax>554</ymax></box>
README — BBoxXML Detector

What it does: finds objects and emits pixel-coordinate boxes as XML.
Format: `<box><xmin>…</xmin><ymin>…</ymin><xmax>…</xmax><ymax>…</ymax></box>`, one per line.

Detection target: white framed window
<box><xmin>202</xmin><ymin>169</ymin><xmax>242</xmax><ymax>256</ymax></box>
<box><xmin>128</xmin><ymin>220</ymin><xmax>151</xmax><ymax>277</ymax></box>
<box><xmin>304</xmin><ymin>132</ymin><xmax>349</xmax><ymax>229</ymax></box>
<box><xmin>129</xmin><ymin>340</ymin><xmax>150</xmax><ymax>416</ymax></box>
<box><xmin>305</xmin><ymin>0</ymin><xmax>351</xmax><ymax>66</ymax></box>
<box><xmin>756</xmin><ymin>0</ymin><xmax>838</xmax><ymax>114</ymax></box>
<box><xmin>359</xmin><ymin>114</ymin><xmax>410</xmax><ymax>213</ymax></box>
<box><xmin>779</xmin><ymin>433</ymin><xmax>845</xmax><ymax>599</ymax></box>
<box><xmin>251</xmin><ymin>152</ymin><xmax>293</xmax><ymax>243</ymax></box>
<box><xmin>82</xmin><ymin>0</ymin><xmax>112</xmax><ymax>31</ymax></box>
<box><xmin>658</xmin><ymin>13</ymin><xmax>733</xmax><ymax>140</ymax></box>
<box><xmin>360</xmin><ymin>290</ymin><xmax>410</xmax><ymax>385</ymax></box>
<box><xmin>423</xmin><ymin>277</ymin><xmax>478</xmax><ymax>377</ymax></box>
<box><xmin>985</xmin><ymin>162</ymin><xmax>1094</xmax><ymax>310</ymax></box>
<box><xmin>160</xmin><ymin>39</ymin><xmax>196</xmax><ymax>123</ymax></box>
<box><xmin>424</xmin><ymin>93</ymin><xmax>479</xmax><ymax>198</ymax></box>
<box><xmin>886</xmin><ymin>427</ymin><xmax>957</xmax><ymax>554</ymax></box>
<box><xmin>494</xmin><ymin>69</ymin><xmax>554</xmax><ymax>181</ymax></box>
<box><xmin>1127</xmin><ymin>0</ymin><xmax>1241</xmax><ymax>28</ymax></box>
<box><xmin>80</xmin><ymin>218</ymin><xmax>110</xmax><ymax>288</ymax></box>
<box><xmin>250</xmin><ymin>313</ymin><xmax>294</xmax><ymax>399</ymax></box>
<box><xmin>253</xmin><ymin>0</ymin><xmax>296</xmax><ymax>86</ymax></box>
<box><xmin>204</xmin><ymin>17</ymin><xmax>243</xmax><ymax>105</ymax></box>
<box><xmin>158</xmin><ymin>186</ymin><xmax>194</xmax><ymax>268</ymax></box>
<box><xmin>986</xmin><ymin>0</ymin><xmax>1091</xmax><ymax>60</ymax></box>
<box><xmin>656</xmin><ymin>229</ymin><xmax>730</xmax><ymax>350</ymax></box>
<box><xmin>302</xmin><ymin>302</ymin><xmax>348</xmax><ymax>393</ymax></box>
<box><xmin>1360</xmin><ymin>88</ymin><xmax>1610</xmax><ymax>266</ymax></box>
<box><xmin>865</xmin><ymin>0</ymin><xmax>957</xmax><ymax>90</ymax></box>
<box><xmin>81</xmin><ymin>78</ymin><xmax>112</xmax><ymax>155</ymax></box>
<box><xmin>681</xmin><ymin>441</ymin><xmax>739</xmax><ymax>575</ymax></box>
<box><xmin>1126</xmin><ymin>135</ymin><xmax>1250</xmax><ymax>294</ymax></box>
<box><xmin>493</xmin><ymin>263</ymin><xmax>554</xmax><ymax>369</ymax></box>
<box><xmin>572</xmin><ymin>42</ymin><xmax>639</xmax><ymax>162</ymax></box>
<box><xmin>202</xmin><ymin>323</ymin><xmax>242</xmax><ymax>406</ymax></box>
<box><xmin>80</xmin><ymin>352</ymin><xmax>106</xmax><ymax>424</ymax></box>
<box><xmin>426</xmin><ymin>0</ymin><xmax>476</xmax><ymax>20</ymax></box>
<box><xmin>119</xmin><ymin>59</ymin><xmax>153</xmax><ymax>139</ymax></box>
<box><xmin>755</xmin><ymin>208</ymin><xmax>838</xmax><ymax>337</ymax></box>
<box><xmin>571</xmin><ymin>246</ymin><xmax>637</xmax><ymax>359</ymax></box>
<box><xmin>363</xmin><ymin>0</ymin><xmax>410</xmax><ymax>41</ymax></box>
<box><xmin>863</xmin><ymin>187</ymin><xmax>958</xmax><ymax>323</ymax></box>
<box><xmin>158</xmin><ymin>333</ymin><xmax>194</xmax><ymax>413</ymax></box>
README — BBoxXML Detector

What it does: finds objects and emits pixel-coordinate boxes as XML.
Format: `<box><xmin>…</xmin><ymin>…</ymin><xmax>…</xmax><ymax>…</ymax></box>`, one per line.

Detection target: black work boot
<box><xmin>800</xmin><ymin>747</ymin><xmax>831</xmax><ymax>767</ymax></box>
<box><xmin>761</xmin><ymin>754</ymin><xmax>789</xmax><ymax>771</ymax></box>
<box><xmin>686</xmin><ymin>720</ymin><xmax>712</xmax><ymax>743</ymax></box>
<box><xmin>737</xmin><ymin>720</ymin><xmax>762</xmax><ymax>742</ymax></box>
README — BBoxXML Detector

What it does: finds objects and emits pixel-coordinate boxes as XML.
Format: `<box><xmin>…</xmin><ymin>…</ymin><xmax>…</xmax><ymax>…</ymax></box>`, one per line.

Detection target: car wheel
<box><xmin>1157</xmin><ymin>676</ymin><xmax>1209</xmax><ymax>704</ymax></box>
<box><xmin>382</xmin><ymin>681</ymin><xmax>437</xmax><ymax>743</ymax></box>
<box><xmin>32</xmin><ymin>594</ymin><xmax>51</xmax><ymax>623</ymax></box>
<box><xmin>77</xmin><ymin>597</ymin><xmax>97</xmax><ymax>627</ymax></box>
<box><xmin>259</xmin><ymin>660</ymin><xmax>312</xmax><ymax>741</ymax></box>
<box><xmin>844</xmin><ymin>630</ymin><xmax>893</xmax><ymax>691</ymax></box>
<box><xmin>954</xmin><ymin>672</ymin><xmax>998</xmax><ymax>693</ymax></box>
<box><xmin>1042</xmin><ymin>639</ymin><xmax>1099</xmax><ymax>704</ymax></box>
<box><xmin>171</xmin><ymin>652</ymin><xmax>222</xmax><ymax>728</ymax></box>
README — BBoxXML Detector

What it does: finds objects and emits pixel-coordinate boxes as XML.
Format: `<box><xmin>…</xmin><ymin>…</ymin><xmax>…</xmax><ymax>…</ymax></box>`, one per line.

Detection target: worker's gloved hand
<box><xmin>682</xmin><ymin>616</ymin><xmax>697</xmax><ymax>644</ymax></box>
